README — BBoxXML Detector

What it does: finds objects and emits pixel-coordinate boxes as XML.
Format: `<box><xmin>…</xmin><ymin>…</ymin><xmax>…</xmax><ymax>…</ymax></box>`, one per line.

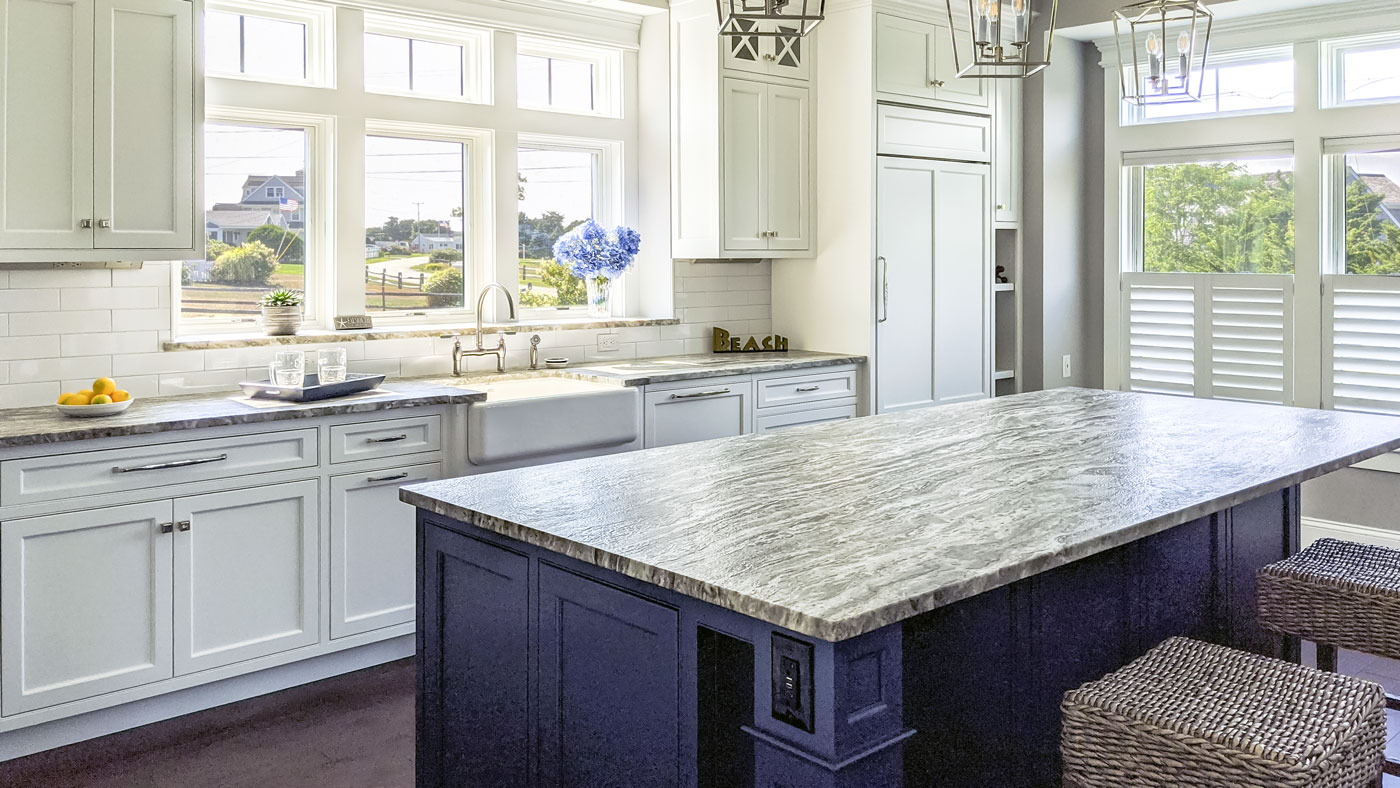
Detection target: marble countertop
<box><xmin>0</xmin><ymin>380</ymin><xmax>485</xmax><ymax>449</ymax></box>
<box><xmin>402</xmin><ymin>388</ymin><xmax>1400</xmax><ymax>642</ymax></box>
<box><xmin>435</xmin><ymin>350</ymin><xmax>864</xmax><ymax>388</ymax></box>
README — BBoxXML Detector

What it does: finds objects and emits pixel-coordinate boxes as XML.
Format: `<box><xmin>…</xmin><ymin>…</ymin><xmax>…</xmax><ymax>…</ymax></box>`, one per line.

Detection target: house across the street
<box><xmin>410</xmin><ymin>232</ymin><xmax>464</xmax><ymax>253</ymax></box>
<box><xmin>205</xmin><ymin>208</ymin><xmax>289</xmax><ymax>245</ymax></box>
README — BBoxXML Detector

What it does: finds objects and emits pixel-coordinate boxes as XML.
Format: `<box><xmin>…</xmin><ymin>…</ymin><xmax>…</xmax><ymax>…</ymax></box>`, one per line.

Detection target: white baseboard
<box><xmin>1300</xmin><ymin>516</ymin><xmax>1400</xmax><ymax>551</ymax></box>
<box><xmin>0</xmin><ymin>635</ymin><xmax>413</xmax><ymax>762</ymax></box>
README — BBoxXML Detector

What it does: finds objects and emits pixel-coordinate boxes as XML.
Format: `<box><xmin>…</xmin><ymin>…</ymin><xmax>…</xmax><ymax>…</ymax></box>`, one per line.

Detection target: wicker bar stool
<box><xmin>1258</xmin><ymin>537</ymin><xmax>1400</xmax><ymax>776</ymax></box>
<box><xmin>1062</xmin><ymin>637</ymin><xmax>1386</xmax><ymax>788</ymax></box>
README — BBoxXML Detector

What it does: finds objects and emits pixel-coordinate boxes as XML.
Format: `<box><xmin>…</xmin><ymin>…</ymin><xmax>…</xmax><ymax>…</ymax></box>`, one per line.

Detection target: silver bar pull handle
<box><xmin>877</xmin><ymin>256</ymin><xmax>889</xmax><ymax>324</ymax></box>
<box><xmin>114</xmin><ymin>454</ymin><xmax>228</xmax><ymax>474</ymax></box>
<box><xmin>365</xmin><ymin>434</ymin><xmax>408</xmax><ymax>444</ymax></box>
<box><xmin>796</xmin><ymin>386</ymin><xmax>820</xmax><ymax>393</ymax></box>
<box><xmin>367</xmin><ymin>472</ymin><xmax>410</xmax><ymax>484</ymax></box>
<box><xmin>670</xmin><ymin>388</ymin><xmax>731</xmax><ymax>400</ymax></box>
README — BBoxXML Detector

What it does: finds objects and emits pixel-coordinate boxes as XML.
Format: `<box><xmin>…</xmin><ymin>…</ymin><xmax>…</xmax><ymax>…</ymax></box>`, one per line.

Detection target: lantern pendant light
<box><xmin>944</xmin><ymin>0</ymin><xmax>1059</xmax><ymax>79</ymax></box>
<box><xmin>717</xmin><ymin>0</ymin><xmax>825</xmax><ymax>40</ymax></box>
<box><xmin>1113</xmin><ymin>0</ymin><xmax>1213</xmax><ymax>105</ymax></box>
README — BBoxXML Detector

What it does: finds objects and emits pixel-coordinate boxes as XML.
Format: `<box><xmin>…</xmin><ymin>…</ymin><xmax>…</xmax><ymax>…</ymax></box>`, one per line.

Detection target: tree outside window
<box><xmin>1341</xmin><ymin>152</ymin><xmax>1400</xmax><ymax>275</ymax></box>
<box><xmin>1141</xmin><ymin>158</ymin><xmax>1295</xmax><ymax>274</ymax></box>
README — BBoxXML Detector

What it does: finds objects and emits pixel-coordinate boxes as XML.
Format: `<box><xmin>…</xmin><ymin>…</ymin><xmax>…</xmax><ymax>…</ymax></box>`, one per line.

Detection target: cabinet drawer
<box><xmin>755</xmin><ymin>403</ymin><xmax>858</xmax><ymax>432</ymax></box>
<box><xmin>877</xmin><ymin>104</ymin><xmax>991</xmax><ymax>163</ymax></box>
<box><xmin>643</xmin><ymin>378</ymin><xmax>753</xmax><ymax>449</ymax></box>
<box><xmin>330</xmin><ymin>415</ymin><xmax>441</xmax><ymax>464</ymax></box>
<box><xmin>0</xmin><ymin>429</ymin><xmax>318</xmax><ymax>507</ymax></box>
<box><xmin>756</xmin><ymin>368</ymin><xmax>857</xmax><ymax>409</ymax></box>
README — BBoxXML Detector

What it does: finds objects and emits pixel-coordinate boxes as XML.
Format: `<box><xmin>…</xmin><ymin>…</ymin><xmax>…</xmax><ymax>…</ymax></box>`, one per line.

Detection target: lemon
<box><xmin>66</xmin><ymin>393</ymin><xmax>92</xmax><ymax>406</ymax></box>
<box><xmin>78</xmin><ymin>389</ymin><xmax>94</xmax><ymax>399</ymax></box>
<box><xmin>111</xmin><ymin>390</ymin><xmax>131</xmax><ymax>403</ymax></box>
<box><xmin>57</xmin><ymin>392</ymin><xmax>78</xmax><ymax>405</ymax></box>
<box><xmin>92</xmin><ymin>378</ymin><xmax>117</xmax><ymax>396</ymax></box>
<box><xmin>90</xmin><ymin>394</ymin><xmax>113</xmax><ymax>405</ymax></box>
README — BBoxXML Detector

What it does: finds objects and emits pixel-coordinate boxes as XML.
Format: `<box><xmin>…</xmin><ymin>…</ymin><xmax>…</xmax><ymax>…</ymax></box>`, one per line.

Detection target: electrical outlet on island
<box><xmin>597</xmin><ymin>333</ymin><xmax>621</xmax><ymax>352</ymax></box>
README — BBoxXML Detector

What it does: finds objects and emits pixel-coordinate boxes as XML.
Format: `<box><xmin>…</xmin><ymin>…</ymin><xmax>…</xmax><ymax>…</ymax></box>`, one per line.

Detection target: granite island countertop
<box><xmin>0</xmin><ymin>380</ymin><xmax>485</xmax><ymax>449</ymax></box>
<box><xmin>402</xmin><ymin>388</ymin><xmax>1400</xmax><ymax>642</ymax></box>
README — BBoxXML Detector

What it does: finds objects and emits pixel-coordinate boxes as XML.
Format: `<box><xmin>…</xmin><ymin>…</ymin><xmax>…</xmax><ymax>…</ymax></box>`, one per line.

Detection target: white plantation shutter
<box><xmin>1326</xmin><ymin>276</ymin><xmax>1400</xmax><ymax>415</ymax></box>
<box><xmin>1122</xmin><ymin>273</ymin><xmax>1294</xmax><ymax>404</ymax></box>
<box><xmin>1125</xmin><ymin>281</ymin><xmax>1195</xmax><ymax>395</ymax></box>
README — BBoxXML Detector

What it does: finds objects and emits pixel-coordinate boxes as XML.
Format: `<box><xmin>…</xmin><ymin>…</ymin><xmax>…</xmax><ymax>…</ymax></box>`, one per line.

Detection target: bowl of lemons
<box><xmin>56</xmin><ymin>378</ymin><xmax>134</xmax><ymax>418</ymax></box>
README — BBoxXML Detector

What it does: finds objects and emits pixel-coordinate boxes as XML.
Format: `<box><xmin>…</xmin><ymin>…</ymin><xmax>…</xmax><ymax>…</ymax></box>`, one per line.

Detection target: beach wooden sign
<box><xmin>713</xmin><ymin>327</ymin><xmax>789</xmax><ymax>353</ymax></box>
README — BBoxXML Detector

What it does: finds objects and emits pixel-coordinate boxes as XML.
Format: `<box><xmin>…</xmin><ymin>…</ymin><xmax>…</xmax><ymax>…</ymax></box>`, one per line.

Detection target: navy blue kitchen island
<box><xmin>403</xmin><ymin>389</ymin><xmax>1400</xmax><ymax>788</ymax></box>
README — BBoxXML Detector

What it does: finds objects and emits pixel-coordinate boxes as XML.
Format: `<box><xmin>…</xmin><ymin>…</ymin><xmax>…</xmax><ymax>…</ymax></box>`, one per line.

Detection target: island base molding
<box><xmin>416</xmin><ymin>484</ymin><xmax>1299</xmax><ymax>788</ymax></box>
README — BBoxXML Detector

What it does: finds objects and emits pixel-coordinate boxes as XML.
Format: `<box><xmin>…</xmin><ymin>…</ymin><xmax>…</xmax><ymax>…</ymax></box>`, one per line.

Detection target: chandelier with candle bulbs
<box><xmin>1113</xmin><ymin>0</ymin><xmax>1213</xmax><ymax>105</ymax></box>
<box><xmin>943</xmin><ymin>0</ymin><xmax>1059</xmax><ymax>79</ymax></box>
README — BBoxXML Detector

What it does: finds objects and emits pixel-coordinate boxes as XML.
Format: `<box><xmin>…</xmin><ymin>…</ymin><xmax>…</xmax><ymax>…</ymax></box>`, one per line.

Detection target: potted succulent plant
<box><xmin>260</xmin><ymin>289</ymin><xmax>304</xmax><ymax>336</ymax></box>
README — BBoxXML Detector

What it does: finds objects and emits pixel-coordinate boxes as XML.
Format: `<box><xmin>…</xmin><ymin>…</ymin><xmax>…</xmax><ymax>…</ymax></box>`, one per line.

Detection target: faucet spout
<box><xmin>475</xmin><ymin>283</ymin><xmax>517</xmax><ymax>349</ymax></box>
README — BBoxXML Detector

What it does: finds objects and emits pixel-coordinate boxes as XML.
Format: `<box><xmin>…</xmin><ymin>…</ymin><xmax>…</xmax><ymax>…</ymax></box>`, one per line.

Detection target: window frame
<box><xmin>516</xmin><ymin>36</ymin><xmax>623</xmax><ymax>119</ymax></box>
<box><xmin>1323</xmin><ymin>32</ymin><xmax>1400</xmax><ymax>109</ymax></box>
<box><xmin>361</xmin><ymin>12</ymin><xmax>492</xmax><ymax>104</ymax></box>
<box><xmin>1119</xmin><ymin>46</ymin><xmax>1296</xmax><ymax>127</ymax></box>
<box><xmin>182</xmin><ymin>108</ymin><xmax>333</xmax><ymax>336</ymax></box>
<box><xmin>361</xmin><ymin>120</ymin><xmax>492</xmax><ymax>326</ymax></box>
<box><xmin>1322</xmin><ymin>134</ymin><xmax>1400</xmax><ymax>276</ymax></box>
<box><xmin>204</xmin><ymin>0</ymin><xmax>335</xmax><ymax>88</ymax></box>
<box><xmin>515</xmin><ymin>134</ymin><xmax>623</xmax><ymax>317</ymax></box>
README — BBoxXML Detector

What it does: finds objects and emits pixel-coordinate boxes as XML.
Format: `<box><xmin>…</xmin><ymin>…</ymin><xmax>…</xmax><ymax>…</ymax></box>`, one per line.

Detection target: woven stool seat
<box><xmin>1062</xmin><ymin>637</ymin><xmax>1385</xmax><ymax>788</ymax></box>
<box><xmin>1258</xmin><ymin>538</ymin><xmax>1400</xmax><ymax>661</ymax></box>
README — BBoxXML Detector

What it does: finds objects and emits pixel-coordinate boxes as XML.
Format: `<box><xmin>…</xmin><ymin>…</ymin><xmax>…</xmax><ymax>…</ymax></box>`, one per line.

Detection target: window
<box><xmin>365</xmin><ymin>33</ymin><xmax>464</xmax><ymax>98</ymax></box>
<box><xmin>1129</xmin><ymin>154</ymin><xmax>1296</xmax><ymax>274</ymax></box>
<box><xmin>1325</xmin><ymin>35</ymin><xmax>1400</xmax><ymax>107</ymax></box>
<box><xmin>364</xmin><ymin>135</ymin><xmax>468</xmax><ymax>314</ymax></box>
<box><xmin>1122</xmin><ymin>49</ymin><xmax>1294</xmax><ymax>124</ymax></box>
<box><xmin>206</xmin><ymin>9</ymin><xmax>307</xmax><ymax>82</ymax></box>
<box><xmin>183</xmin><ymin>123</ymin><xmax>310</xmax><ymax>328</ymax></box>
<box><xmin>517</xmin><ymin>145</ymin><xmax>604</xmax><ymax>311</ymax></box>
<box><xmin>516</xmin><ymin>38</ymin><xmax>620</xmax><ymax>116</ymax></box>
<box><xmin>1334</xmin><ymin>149</ymin><xmax>1400</xmax><ymax>275</ymax></box>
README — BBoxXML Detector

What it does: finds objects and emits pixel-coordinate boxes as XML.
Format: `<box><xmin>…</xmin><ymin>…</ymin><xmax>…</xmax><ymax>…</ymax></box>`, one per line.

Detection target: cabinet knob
<box><xmin>177</xmin><ymin>520</ymin><xmax>191</xmax><ymax>532</ymax></box>
<box><xmin>763</xmin><ymin>53</ymin><xmax>776</xmax><ymax>62</ymax></box>
<box><xmin>159</xmin><ymin>522</ymin><xmax>174</xmax><ymax>534</ymax></box>
<box><xmin>97</xmin><ymin>219</ymin><xmax>112</xmax><ymax>229</ymax></box>
<box><xmin>79</xmin><ymin>219</ymin><xmax>93</xmax><ymax>229</ymax></box>
<box><xmin>930</xmin><ymin>79</ymin><xmax>945</xmax><ymax>88</ymax></box>
<box><xmin>997</xmin><ymin>204</ymin><xmax>1007</xmax><ymax>210</ymax></box>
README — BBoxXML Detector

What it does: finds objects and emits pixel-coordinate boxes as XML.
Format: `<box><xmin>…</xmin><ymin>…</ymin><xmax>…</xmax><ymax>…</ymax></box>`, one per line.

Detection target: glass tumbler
<box><xmin>269</xmin><ymin>351</ymin><xmax>306</xmax><ymax>387</ymax></box>
<box><xmin>318</xmin><ymin>348</ymin><xmax>348</xmax><ymax>384</ymax></box>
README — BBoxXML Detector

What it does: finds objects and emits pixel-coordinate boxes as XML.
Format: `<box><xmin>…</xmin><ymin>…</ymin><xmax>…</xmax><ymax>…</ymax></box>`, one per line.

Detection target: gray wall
<box><xmin>1022</xmin><ymin>38</ymin><xmax>1105</xmax><ymax>390</ymax></box>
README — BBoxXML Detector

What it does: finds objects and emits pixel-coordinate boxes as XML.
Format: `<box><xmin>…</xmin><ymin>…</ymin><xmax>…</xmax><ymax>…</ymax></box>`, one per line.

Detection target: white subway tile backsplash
<box><xmin>112</xmin><ymin>263</ymin><xmax>172</xmax><ymax>288</ymax></box>
<box><xmin>400</xmin><ymin>355</ymin><xmax>454</xmax><ymax>377</ymax></box>
<box><xmin>8</xmin><ymin>269</ymin><xmax>110</xmax><ymax>289</ymax></box>
<box><xmin>60</xmin><ymin>331</ymin><xmax>159</xmax><ymax>357</ymax></box>
<box><xmin>0</xmin><ymin>314</ymin><xmax>7</xmax><ymax>337</ymax></box>
<box><xmin>113</xmin><ymin>350</ymin><xmax>206</xmax><ymax>377</ymax></box>
<box><xmin>111</xmin><ymin>308</ymin><xmax>172</xmax><ymax>332</ymax></box>
<box><xmin>0</xmin><ymin>336</ymin><xmax>60</xmax><ymax>361</ymax></box>
<box><xmin>158</xmin><ymin>369</ymin><xmax>247</xmax><ymax>396</ymax></box>
<box><xmin>0</xmin><ymin>362</ymin><xmax>8</xmax><ymax>385</ymax></box>
<box><xmin>0</xmin><ymin>288</ymin><xmax>60</xmax><ymax>313</ymax></box>
<box><xmin>0</xmin><ymin>381</ymin><xmax>59</xmax><ymax>408</ymax></box>
<box><xmin>11</xmin><ymin>310</ymin><xmax>112</xmax><ymax>336</ymax></box>
<box><xmin>61</xmin><ymin>286</ymin><xmax>159</xmax><ymax>311</ymax></box>
<box><xmin>10</xmin><ymin>356</ymin><xmax>111</xmax><ymax>384</ymax></box>
<box><xmin>635</xmin><ymin>339</ymin><xmax>686</xmax><ymax>357</ymax></box>
<box><xmin>362</xmin><ymin>338</ymin><xmax>435</xmax><ymax>359</ymax></box>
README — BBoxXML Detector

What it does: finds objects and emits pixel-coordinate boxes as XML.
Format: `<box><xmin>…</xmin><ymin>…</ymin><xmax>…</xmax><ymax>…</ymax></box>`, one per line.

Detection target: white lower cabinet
<box><xmin>173</xmin><ymin>480</ymin><xmax>319</xmax><ymax>675</ymax></box>
<box><xmin>330</xmin><ymin>462</ymin><xmax>442</xmax><ymax>639</ymax></box>
<box><xmin>1</xmin><ymin>501</ymin><xmax>175</xmax><ymax>716</ymax></box>
<box><xmin>644</xmin><ymin>378</ymin><xmax>754</xmax><ymax>448</ymax></box>
<box><xmin>755</xmin><ymin>404</ymin><xmax>858</xmax><ymax>432</ymax></box>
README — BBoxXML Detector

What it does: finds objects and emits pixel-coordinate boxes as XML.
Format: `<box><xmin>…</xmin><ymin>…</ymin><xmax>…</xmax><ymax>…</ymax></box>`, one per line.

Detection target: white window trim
<box><xmin>516</xmin><ymin>133</ymin><xmax>624</xmax><ymax>317</ymax></box>
<box><xmin>181</xmin><ymin>107</ymin><xmax>334</xmax><ymax>337</ymax></box>
<box><xmin>1321</xmin><ymin>31</ymin><xmax>1400</xmax><ymax>109</ymax></box>
<box><xmin>361</xmin><ymin>11</ymin><xmax>492</xmax><ymax>104</ymax></box>
<box><xmin>363</xmin><ymin>119</ymin><xmax>494</xmax><ymax>326</ymax></box>
<box><xmin>205</xmin><ymin>0</ymin><xmax>336</xmax><ymax>89</ymax></box>
<box><xmin>1321</xmin><ymin>134</ymin><xmax>1400</xmax><ymax>276</ymax></box>
<box><xmin>1118</xmin><ymin>46</ymin><xmax>1296</xmax><ymax>127</ymax></box>
<box><xmin>516</xmin><ymin>36</ymin><xmax>624</xmax><ymax>119</ymax></box>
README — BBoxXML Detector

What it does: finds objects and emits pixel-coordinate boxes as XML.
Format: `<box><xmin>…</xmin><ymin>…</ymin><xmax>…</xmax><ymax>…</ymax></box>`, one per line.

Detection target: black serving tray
<box><xmin>238</xmin><ymin>372</ymin><xmax>387</xmax><ymax>402</ymax></box>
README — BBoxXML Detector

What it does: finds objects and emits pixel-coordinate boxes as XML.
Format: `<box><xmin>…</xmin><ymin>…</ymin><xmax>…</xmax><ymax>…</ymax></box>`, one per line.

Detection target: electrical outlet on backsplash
<box><xmin>0</xmin><ymin>260</ymin><xmax>773</xmax><ymax>409</ymax></box>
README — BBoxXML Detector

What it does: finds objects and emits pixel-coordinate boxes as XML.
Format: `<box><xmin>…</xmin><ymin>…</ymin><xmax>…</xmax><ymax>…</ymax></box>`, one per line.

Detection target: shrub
<box><xmin>247</xmin><ymin>224</ymin><xmax>304</xmax><ymax>265</ymax></box>
<box><xmin>211</xmin><ymin>241</ymin><xmax>277</xmax><ymax>286</ymax></box>
<box><xmin>430</xmin><ymin>248</ymin><xmax>463</xmax><ymax>264</ymax></box>
<box><xmin>205</xmin><ymin>238</ymin><xmax>232</xmax><ymax>262</ymax></box>
<box><xmin>425</xmin><ymin>267</ymin><xmax>464</xmax><ymax>308</ymax></box>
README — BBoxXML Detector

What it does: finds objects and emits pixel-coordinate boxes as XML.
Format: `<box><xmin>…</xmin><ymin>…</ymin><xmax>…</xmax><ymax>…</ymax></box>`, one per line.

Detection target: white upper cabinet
<box><xmin>764</xmin><ymin>83</ymin><xmax>810</xmax><ymax>251</ymax></box>
<box><xmin>0</xmin><ymin>0</ymin><xmax>198</xmax><ymax>261</ymax></box>
<box><xmin>723</xmin><ymin>28</ymin><xmax>811</xmax><ymax>81</ymax></box>
<box><xmin>720</xmin><ymin>79</ymin><xmax>811</xmax><ymax>254</ymax></box>
<box><xmin>994</xmin><ymin>78</ymin><xmax>1022</xmax><ymax>225</ymax></box>
<box><xmin>875</xmin><ymin>13</ymin><xmax>991</xmax><ymax>112</ymax></box>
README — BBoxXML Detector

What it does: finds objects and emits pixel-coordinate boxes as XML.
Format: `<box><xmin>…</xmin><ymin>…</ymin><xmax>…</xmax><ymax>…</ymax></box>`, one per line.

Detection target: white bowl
<box><xmin>56</xmin><ymin>399</ymin><xmax>135</xmax><ymax>418</ymax></box>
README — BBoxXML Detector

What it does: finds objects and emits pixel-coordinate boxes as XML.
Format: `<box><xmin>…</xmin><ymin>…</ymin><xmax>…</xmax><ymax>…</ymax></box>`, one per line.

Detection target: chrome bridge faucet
<box><xmin>443</xmin><ymin>283</ymin><xmax>517</xmax><ymax>374</ymax></box>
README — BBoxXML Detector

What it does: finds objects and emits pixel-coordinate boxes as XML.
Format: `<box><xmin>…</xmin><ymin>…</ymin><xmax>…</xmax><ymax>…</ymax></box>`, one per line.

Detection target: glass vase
<box><xmin>586</xmin><ymin>276</ymin><xmax>612</xmax><ymax>318</ymax></box>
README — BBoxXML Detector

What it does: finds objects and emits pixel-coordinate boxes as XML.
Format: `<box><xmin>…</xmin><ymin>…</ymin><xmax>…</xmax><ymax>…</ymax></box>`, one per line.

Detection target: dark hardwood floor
<box><xmin>0</xmin><ymin>650</ymin><xmax>1397</xmax><ymax>787</ymax></box>
<box><xmin>0</xmin><ymin>659</ymin><xmax>414</xmax><ymax>788</ymax></box>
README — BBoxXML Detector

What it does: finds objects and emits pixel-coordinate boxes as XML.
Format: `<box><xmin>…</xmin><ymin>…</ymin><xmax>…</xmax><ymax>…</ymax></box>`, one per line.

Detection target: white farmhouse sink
<box><xmin>464</xmin><ymin>377</ymin><xmax>640</xmax><ymax>467</ymax></box>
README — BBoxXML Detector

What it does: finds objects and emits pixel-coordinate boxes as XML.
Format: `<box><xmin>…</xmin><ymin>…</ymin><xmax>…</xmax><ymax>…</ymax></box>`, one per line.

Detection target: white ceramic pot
<box><xmin>261</xmin><ymin>304</ymin><xmax>303</xmax><ymax>336</ymax></box>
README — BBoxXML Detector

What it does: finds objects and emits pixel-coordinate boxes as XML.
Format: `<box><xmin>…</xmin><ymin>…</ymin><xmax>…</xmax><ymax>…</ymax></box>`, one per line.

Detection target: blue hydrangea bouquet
<box><xmin>552</xmin><ymin>220</ymin><xmax>642</xmax><ymax>318</ymax></box>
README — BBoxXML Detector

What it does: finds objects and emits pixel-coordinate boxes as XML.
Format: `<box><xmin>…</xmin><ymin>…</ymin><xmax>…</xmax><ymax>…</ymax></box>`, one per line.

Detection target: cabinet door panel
<box><xmin>875</xmin><ymin>15</ymin><xmax>938</xmax><ymax>101</ymax></box>
<box><xmin>538</xmin><ymin>564</ymin><xmax>680</xmax><ymax>788</ymax></box>
<box><xmin>931</xmin><ymin>162</ymin><xmax>992</xmax><ymax>405</ymax></box>
<box><xmin>94</xmin><ymin>0</ymin><xmax>193</xmax><ymax>250</ymax></box>
<box><xmin>0</xmin><ymin>0</ymin><xmax>94</xmax><ymax>249</ymax></box>
<box><xmin>173</xmin><ymin>480</ymin><xmax>319</xmax><ymax>675</ymax></box>
<box><xmin>876</xmin><ymin>158</ymin><xmax>937</xmax><ymax>414</ymax></box>
<box><xmin>765</xmin><ymin>84</ymin><xmax>810</xmax><ymax>252</ymax></box>
<box><xmin>643</xmin><ymin>379</ymin><xmax>753</xmax><ymax>447</ymax></box>
<box><xmin>1</xmin><ymin>501</ymin><xmax>174</xmax><ymax>715</ymax></box>
<box><xmin>932</xmin><ymin>22</ymin><xmax>991</xmax><ymax>109</ymax></box>
<box><xmin>330</xmin><ymin>462</ymin><xmax>442</xmax><ymax>639</ymax></box>
<box><xmin>722</xmin><ymin>78</ymin><xmax>767</xmax><ymax>252</ymax></box>
<box><xmin>994</xmin><ymin>79</ymin><xmax>1021</xmax><ymax>224</ymax></box>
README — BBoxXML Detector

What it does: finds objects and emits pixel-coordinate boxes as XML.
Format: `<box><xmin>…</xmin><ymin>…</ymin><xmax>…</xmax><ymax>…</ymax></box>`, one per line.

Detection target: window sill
<box><xmin>164</xmin><ymin>315</ymin><xmax>679</xmax><ymax>351</ymax></box>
